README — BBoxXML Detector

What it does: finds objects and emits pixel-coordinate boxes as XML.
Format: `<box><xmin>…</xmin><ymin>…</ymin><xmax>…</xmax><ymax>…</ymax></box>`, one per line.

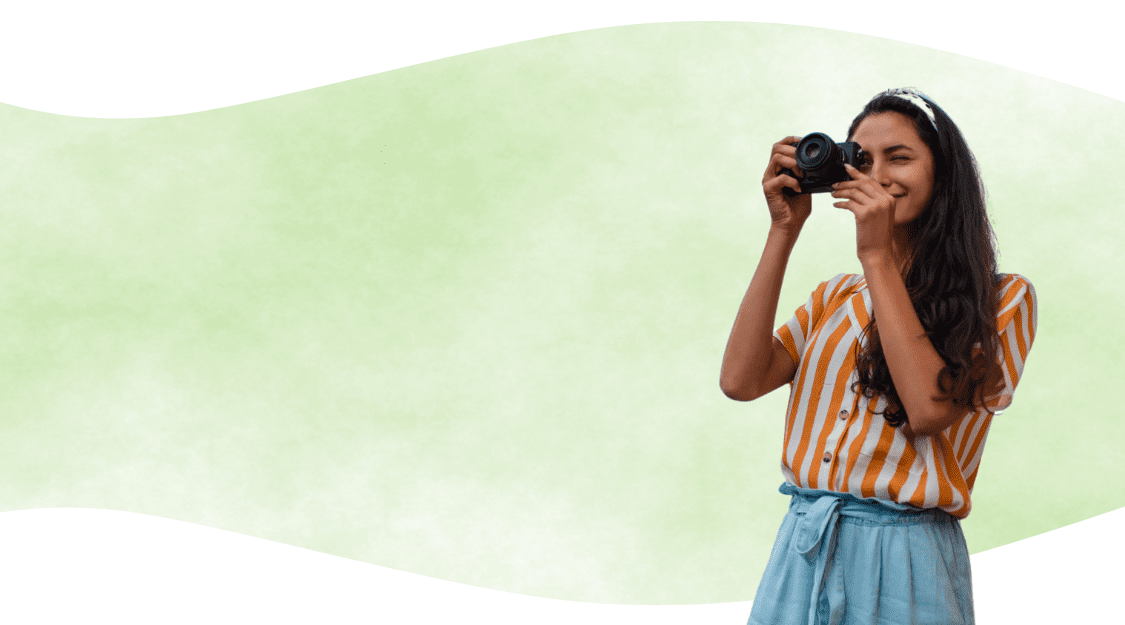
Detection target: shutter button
<box><xmin>839</xmin><ymin>410</ymin><xmax>849</xmax><ymax>420</ymax></box>
<box><xmin>822</xmin><ymin>452</ymin><xmax>832</xmax><ymax>463</ymax></box>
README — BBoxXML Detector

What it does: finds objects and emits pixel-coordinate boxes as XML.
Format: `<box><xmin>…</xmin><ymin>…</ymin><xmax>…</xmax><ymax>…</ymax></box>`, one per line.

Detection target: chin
<box><xmin>894</xmin><ymin>205</ymin><xmax>923</xmax><ymax>225</ymax></box>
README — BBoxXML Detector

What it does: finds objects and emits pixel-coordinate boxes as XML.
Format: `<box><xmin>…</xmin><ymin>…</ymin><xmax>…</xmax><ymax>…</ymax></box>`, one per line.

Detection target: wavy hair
<box><xmin>846</xmin><ymin>90</ymin><xmax>1002</xmax><ymax>428</ymax></box>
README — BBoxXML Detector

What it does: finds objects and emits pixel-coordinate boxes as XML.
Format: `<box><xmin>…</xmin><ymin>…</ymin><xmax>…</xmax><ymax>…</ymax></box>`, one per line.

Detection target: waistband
<box><xmin>778</xmin><ymin>482</ymin><xmax>955</xmax><ymax>624</ymax></box>
<box><xmin>781</xmin><ymin>481</ymin><xmax>951</xmax><ymax>523</ymax></box>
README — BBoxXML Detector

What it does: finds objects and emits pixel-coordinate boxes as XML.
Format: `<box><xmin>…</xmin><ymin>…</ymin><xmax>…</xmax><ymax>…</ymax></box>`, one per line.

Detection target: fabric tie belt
<box><xmin>779</xmin><ymin>482</ymin><xmax>949</xmax><ymax>625</ymax></box>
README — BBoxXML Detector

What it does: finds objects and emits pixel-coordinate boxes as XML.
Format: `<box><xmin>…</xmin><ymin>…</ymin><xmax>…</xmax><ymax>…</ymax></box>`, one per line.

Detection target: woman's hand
<box><xmin>830</xmin><ymin>163</ymin><xmax>896</xmax><ymax>264</ymax></box>
<box><xmin>762</xmin><ymin>136</ymin><xmax>812</xmax><ymax>235</ymax></box>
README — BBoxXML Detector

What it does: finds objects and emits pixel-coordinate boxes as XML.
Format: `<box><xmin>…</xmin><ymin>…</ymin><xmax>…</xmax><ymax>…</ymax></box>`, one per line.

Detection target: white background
<box><xmin>0</xmin><ymin>1</ymin><xmax>1120</xmax><ymax>622</ymax></box>
<box><xmin>0</xmin><ymin>1</ymin><xmax>1121</xmax><ymax>117</ymax></box>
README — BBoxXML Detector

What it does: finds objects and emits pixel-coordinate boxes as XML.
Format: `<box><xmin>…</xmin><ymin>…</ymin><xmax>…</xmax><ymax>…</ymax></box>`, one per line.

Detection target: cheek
<box><xmin>918</xmin><ymin>176</ymin><xmax>935</xmax><ymax>206</ymax></box>
<box><xmin>906</xmin><ymin>165</ymin><xmax>935</xmax><ymax>204</ymax></box>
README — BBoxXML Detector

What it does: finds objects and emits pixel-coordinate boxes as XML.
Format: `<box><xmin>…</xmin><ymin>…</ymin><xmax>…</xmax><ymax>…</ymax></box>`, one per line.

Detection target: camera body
<box><xmin>780</xmin><ymin>132</ymin><xmax>868</xmax><ymax>196</ymax></box>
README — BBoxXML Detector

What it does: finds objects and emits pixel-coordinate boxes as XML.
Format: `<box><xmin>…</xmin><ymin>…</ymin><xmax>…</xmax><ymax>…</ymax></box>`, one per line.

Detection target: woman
<box><xmin>720</xmin><ymin>88</ymin><xmax>1037</xmax><ymax>625</ymax></box>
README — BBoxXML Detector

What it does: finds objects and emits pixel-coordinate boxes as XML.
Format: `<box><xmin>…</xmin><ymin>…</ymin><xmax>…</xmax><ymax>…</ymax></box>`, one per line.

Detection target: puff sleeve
<box><xmin>984</xmin><ymin>274</ymin><xmax>1038</xmax><ymax>413</ymax></box>
<box><xmin>773</xmin><ymin>273</ymin><xmax>849</xmax><ymax>368</ymax></box>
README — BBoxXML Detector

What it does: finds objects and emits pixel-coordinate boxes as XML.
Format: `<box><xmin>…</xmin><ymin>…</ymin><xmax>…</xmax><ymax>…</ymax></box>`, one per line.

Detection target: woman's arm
<box><xmin>832</xmin><ymin>162</ymin><xmax>977</xmax><ymax>437</ymax></box>
<box><xmin>720</xmin><ymin>137</ymin><xmax>811</xmax><ymax>401</ymax></box>
<box><xmin>860</xmin><ymin>256</ymin><xmax>968</xmax><ymax>437</ymax></box>
<box><xmin>720</xmin><ymin>226</ymin><xmax>801</xmax><ymax>401</ymax></box>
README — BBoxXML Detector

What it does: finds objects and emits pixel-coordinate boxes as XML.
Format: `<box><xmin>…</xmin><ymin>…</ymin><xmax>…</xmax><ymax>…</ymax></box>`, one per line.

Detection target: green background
<box><xmin>1</xmin><ymin>22</ymin><xmax>1119</xmax><ymax>604</ymax></box>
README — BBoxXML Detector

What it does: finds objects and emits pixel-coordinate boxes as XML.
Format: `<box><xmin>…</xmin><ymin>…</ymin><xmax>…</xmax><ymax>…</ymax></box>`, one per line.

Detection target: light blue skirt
<box><xmin>747</xmin><ymin>482</ymin><xmax>975</xmax><ymax>625</ymax></box>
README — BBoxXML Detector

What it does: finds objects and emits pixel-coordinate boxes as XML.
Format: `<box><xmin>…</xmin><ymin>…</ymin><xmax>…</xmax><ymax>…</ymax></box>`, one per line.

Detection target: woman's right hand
<box><xmin>762</xmin><ymin>136</ymin><xmax>812</xmax><ymax>234</ymax></box>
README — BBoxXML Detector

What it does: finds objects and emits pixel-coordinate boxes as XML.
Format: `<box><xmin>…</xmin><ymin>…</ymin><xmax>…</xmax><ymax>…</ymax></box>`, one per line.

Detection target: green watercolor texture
<box><xmin>0</xmin><ymin>22</ymin><xmax>1120</xmax><ymax>604</ymax></box>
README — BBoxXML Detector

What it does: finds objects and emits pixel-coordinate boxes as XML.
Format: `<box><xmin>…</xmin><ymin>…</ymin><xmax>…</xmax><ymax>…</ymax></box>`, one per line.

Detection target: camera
<box><xmin>779</xmin><ymin>132</ymin><xmax>869</xmax><ymax>196</ymax></box>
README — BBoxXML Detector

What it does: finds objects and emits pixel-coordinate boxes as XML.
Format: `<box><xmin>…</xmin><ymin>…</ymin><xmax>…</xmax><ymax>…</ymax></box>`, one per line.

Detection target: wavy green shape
<box><xmin>0</xmin><ymin>22</ymin><xmax>1119</xmax><ymax>604</ymax></box>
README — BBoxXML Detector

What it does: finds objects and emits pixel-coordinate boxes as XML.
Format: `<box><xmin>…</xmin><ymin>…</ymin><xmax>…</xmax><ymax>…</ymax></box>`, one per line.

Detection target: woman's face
<box><xmin>849</xmin><ymin>111</ymin><xmax>935</xmax><ymax>226</ymax></box>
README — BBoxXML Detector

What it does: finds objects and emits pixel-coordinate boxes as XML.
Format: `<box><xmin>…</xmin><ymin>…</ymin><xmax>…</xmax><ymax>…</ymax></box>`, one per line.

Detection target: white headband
<box><xmin>882</xmin><ymin>88</ymin><xmax>938</xmax><ymax>132</ymax></box>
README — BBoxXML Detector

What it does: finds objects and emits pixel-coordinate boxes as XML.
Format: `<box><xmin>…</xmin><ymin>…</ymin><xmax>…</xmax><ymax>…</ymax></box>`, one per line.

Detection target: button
<box><xmin>822</xmin><ymin>452</ymin><xmax>832</xmax><ymax>463</ymax></box>
<box><xmin>839</xmin><ymin>410</ymin><xmax>849</xmax><ymax>420</ymax></box>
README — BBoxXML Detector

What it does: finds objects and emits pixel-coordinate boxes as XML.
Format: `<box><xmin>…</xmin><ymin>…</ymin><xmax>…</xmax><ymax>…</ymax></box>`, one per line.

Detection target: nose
<box><xmin>869</xmin><ymin>161</ymin><xmax>892</xmax><ymax>187</ymax></box>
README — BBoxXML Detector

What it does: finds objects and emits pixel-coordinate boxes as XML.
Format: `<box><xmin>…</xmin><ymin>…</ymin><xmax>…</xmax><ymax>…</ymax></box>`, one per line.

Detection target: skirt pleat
<box><xmin>747</xmin><ymin>483</ymin><xmax>975</xmax><ymax>625</ymax></box>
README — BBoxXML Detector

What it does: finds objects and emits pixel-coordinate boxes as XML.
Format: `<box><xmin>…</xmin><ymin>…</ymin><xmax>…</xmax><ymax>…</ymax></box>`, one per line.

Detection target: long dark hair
<box><xmin>847</xmin><ymin>89</ymin><xmax>1002</xmax><ymax>428</ymax></box>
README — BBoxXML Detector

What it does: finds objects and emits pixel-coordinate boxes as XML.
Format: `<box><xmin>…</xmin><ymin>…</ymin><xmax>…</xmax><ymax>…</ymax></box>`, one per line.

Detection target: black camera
<box><xmin>779</xmin><ymin>132</ymin><xmax>869</xmax><ymax>196</ymax></box>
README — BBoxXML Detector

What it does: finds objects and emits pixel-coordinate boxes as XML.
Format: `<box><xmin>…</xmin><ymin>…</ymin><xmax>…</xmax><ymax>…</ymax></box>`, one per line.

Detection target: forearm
<box><xmin>720</xmin><ymin>225</ymin><xmax>799</xmax><ymax>400</ymax></box>
<box><xmin>860</xmin><ymin>254</ymin><xmax>962</xmax><ymax>436</ymax></box>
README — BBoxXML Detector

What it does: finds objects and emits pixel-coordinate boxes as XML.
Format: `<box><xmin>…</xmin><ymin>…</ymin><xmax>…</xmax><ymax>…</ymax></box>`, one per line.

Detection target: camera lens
<box><xmin>795</xmin><ymin>133</ymin><xmax>839</xmax><ymax>173</ymax></box>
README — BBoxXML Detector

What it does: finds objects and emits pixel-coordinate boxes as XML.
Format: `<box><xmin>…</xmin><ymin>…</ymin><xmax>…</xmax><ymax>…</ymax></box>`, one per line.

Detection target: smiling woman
<box><xmin>720</xmin><ymin>88</ymin><xmax>1038</xmax><ymax>624</ymax></box>
<box><xmin>844</xmin><ymin>112</ymin><xmax>935</xmax><ymax>230</ymax></box>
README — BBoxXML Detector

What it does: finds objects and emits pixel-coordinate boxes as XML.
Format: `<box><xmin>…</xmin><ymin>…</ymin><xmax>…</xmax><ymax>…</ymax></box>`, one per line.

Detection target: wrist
<box><xmin>858</xmin><ymin>250</ymin><xmax>898</xmax><ymax>273</ymax></box>
<box><xmin>768</xmin><ymin>221</ymin><xmax>803</xmax><ymax>243</ymax></box>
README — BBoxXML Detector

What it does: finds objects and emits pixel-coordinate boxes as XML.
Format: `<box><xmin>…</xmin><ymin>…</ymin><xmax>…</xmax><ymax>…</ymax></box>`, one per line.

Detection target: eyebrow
<box><xmin>883</xmin><ymin>144</ymin><xmax>913</xmax><ymax>153</ymax></box>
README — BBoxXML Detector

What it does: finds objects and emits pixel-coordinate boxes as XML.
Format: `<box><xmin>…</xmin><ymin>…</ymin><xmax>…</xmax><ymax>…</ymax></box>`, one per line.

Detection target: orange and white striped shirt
<box><xmin>773</xmin><ymin>273</ymin><xmax>1037</xmax><ymax>519</ymax></box>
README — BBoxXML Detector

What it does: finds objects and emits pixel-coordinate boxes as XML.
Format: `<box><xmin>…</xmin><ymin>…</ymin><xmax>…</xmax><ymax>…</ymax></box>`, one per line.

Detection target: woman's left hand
<box><xmin>830</xmin><ymin>163</ymin><xmax>896</xmax><ymax>264</ymax></box>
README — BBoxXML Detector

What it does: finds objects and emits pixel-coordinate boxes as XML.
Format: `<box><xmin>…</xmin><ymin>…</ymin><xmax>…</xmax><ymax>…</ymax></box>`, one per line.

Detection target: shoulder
<box><xmin>994</xmin><ymin>273</ymin><xmax>1036</xmax><ymax>305</ymax></box>
<box><xmin>820</xmin><ymin>273</ymin><xmax>865</xmax><ymax>295</ymax></box>
<box><xmin>805</xmin><ymin>273</ymin><xmax>864</xmax><ymax>308</ymax></box>
<box><xmin>994</xmin><ymin>273</ymin><xmax>1034</xmax><ymax>291</ymax></box>
<box><xmin>993</xmin><ymin>273</ymin><xmax>1037</xmax><ymax>330</ymax></box>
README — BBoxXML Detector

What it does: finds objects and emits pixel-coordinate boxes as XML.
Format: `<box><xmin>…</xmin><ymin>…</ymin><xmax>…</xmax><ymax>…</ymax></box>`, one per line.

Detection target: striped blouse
<box><xmin>773</xmin><ymin>273</ymin><xmax>1037</xmax><ymax>519</ymax></box>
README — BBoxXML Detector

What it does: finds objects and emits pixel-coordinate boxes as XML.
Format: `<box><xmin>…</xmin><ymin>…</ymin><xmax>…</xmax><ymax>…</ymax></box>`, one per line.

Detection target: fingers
<box><xmin>772</xmin><ymin>136</ymin><xmax>802</xmax><ymax>151</ymax></box>
<box><xmin>830</xmin><ymin>164</ymin><xmax>877</xmax><ymax>190</ymax></box>
<box><xmin>831</xmin><ymin>189</ymin><xmax>872</xmax><ymax>216</ymax></box>
<box><xmin>832</xmin><ymin>164</ymin><xmax>886</xmax><ymax>194</ymax></box>
<box><xmin>762</xmin><ymin>136</ymin><xmax>812</xmax><ymax>201</ymax></box>
<box><xmin>831</xmin><ymin>166</ymin><xmax>890</xmax><ymax>199</ymax></box>
<box><xmin>764</xmin><ymin>171</ymin><xmax>801</xmax><ymax>196</ymax></box>
<box><xmin>769</xmin><ymin>137</ymin><xmax>800</xmax><ymax>164</ymax></box>
<box><xmin>829</xmin><ymin>187</ymin><xmax>865</xmax><ymax>202</ymax></box>
<box><xmin>830</xmin><ymin>185</ymin><xmax>885</xmax><ymax>207</ymax></box>
<box><xmin>762</xmin><ymin>137</ymin><xmax>804</xmax><ymax>197</ymax></box>
<box><xmin>828</xmin><ymin>179</ymin><xmax>861</xmax><ymax>191</ymax></box>
<box><xmin>765</xmin><ymin>152</ymin><xmax>802</xmax><ymax>178</ymax></box>
<box><xmin>831</xmin><ymin>183</ymin><xmax>894</xmax><ymax>216</ymax></box>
